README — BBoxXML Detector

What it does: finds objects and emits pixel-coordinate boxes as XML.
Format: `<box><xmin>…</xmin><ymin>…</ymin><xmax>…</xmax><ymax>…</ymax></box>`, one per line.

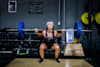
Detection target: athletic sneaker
<box><xmin>39</xmin><ymin>58</ymin><xmax>44</xmax><ymax>63</ymax></box>
<box><xmin>55</xmin><ymin>58</ymin><xmax>60</xmax><ymax>63</ymax></box>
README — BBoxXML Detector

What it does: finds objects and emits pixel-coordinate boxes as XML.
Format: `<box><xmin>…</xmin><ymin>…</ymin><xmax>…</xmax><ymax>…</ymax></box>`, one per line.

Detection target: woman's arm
<box><xmin>42</xmin><ymin>30</ymin><xmax>46</xmax><ymax>37</ymax></box>
<box><xmin>35</xmin><ymin>32</ymin><xmax>42</xmax><ymax>37</ymax></box>
<box><xmin>34</xmin><ymin>28</ymin><xmax>42</xmax><ymax>37</ymax></box>
<box><xmin>55</xmin><ymin>29</ymin><xmax>64</xmax><ymax>38</ymax></box>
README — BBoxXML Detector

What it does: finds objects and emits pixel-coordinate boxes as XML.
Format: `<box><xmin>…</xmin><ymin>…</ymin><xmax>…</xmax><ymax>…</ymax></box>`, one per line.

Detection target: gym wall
<box><xmin>0</xmin><ymin>0</ymin><xmax>87</xmax><ymax>29</ymax></box>
<box><xmin>0</xmin><ymin>0</ymin><xmax>58</xmax><ymax>29</ymax></box>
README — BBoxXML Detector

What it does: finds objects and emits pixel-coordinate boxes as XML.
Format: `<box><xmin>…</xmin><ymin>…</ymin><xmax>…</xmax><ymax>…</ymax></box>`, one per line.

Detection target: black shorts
<box><xmin>41</xmin><ymin>39</ymin><xmax>57</xmax><ymax>48</ymax></box>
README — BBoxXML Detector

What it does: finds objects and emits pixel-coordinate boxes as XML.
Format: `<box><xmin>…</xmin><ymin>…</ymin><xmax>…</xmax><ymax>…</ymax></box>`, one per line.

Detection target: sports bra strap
<box><xmin>46</xmin><ymin>30</ymin><xmax>55</xmax><ymax>38</ymax></box>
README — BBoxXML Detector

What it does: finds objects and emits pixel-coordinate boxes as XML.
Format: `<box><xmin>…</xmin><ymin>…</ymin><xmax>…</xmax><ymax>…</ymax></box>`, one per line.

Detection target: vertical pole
<box><xmin>63</xmin><ymin>0</ymin><xmax>66</xmax><ymax>44</ymax></box>
<box><xmin>58</xmin><ymin>0</ymin><xmax>61</xmax><ymax>25</ymax></box>
<box><xmin>88</xmin><ymin>0</ymin><xmax>93</xmax><ymax>64</ymax></box>
<box><xmin>63</xmin><ymin>0</ymin><xmax>65</xmax><ymax>29</ymax></box>
<box><xmin>88</xmin><ymin>0</ymin><xmax>91</xmax><ymax>57</ymax></box>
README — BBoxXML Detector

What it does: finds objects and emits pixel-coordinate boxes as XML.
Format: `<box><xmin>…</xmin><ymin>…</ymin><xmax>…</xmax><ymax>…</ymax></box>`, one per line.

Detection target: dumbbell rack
<box><xmin>0</xmin><ymin>31</ymin><xmax>63</xmax><ymax>57</ymax></box>
<box><xmin>0</xmin><ymin>32</ymin><xmax>41</xmax><ymax>55</ymax></box>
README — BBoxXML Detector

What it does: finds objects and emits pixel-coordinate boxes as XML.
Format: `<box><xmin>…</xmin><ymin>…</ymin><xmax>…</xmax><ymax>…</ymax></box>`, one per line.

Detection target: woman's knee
<box><xmin>40</xmin><ymin>43</ymin><xmax>47</xmax><ymax>50</ymax></box>
<box><xmin>54</xmin><ymin>43</ymin><xmax>60</xmax><ymax>50</ymax></box>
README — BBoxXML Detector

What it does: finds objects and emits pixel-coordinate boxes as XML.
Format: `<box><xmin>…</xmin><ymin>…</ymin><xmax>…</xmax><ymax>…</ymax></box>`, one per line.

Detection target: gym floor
<box><xmin>6</xmin><ymin>58</ymin><xmax>92</xmax><ymax>67</ymax></box>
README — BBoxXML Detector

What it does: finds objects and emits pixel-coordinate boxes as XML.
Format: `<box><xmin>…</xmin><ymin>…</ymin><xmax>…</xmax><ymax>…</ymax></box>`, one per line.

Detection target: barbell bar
<box><xmin>0</xmin><ymin>28</ymin><xmax>92</xmax><ymax>32</ymax></box>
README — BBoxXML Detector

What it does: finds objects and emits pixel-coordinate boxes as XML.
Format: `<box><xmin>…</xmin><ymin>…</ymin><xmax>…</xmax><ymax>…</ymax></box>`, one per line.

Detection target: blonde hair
<box><xmin>46</xmin><ymin>21</ymin><xmax>54</xmax><ymax>26</ymax></box>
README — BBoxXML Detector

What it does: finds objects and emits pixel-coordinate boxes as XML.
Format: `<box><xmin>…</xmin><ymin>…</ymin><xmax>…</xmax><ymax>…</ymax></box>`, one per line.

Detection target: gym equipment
<box><xmin>17</xmin><ymin>49</ymin><xmax>29</xmax><ymax>55</ymax></box>
<box><xmin>81</xmin><ymin>12</ymin><xmax>93</xmax><ymax>25</ymax></box>
<box><xmin>81</xmin><ymin>12</ymin><xmax>100</xmax><ymax>25</ymax></box>
<box><xmin>64</xmin><ymin>43</ymin><xmax>84</xmax><ymax>56</ymax></box>
<box><xmin>13</xmin><ymin>48</ymin><xmax>38</xmax><ymax>55</ymax></box>
<box><xmin>95</xmin><ymin>13</ymin><xmax>100</xmax><ymax>24</ymax></box>
<box><xmin>0</xmin><ymin>22</ymin><xmax>92</xmax><ymax>39</ymax></box>
<box><xmin>18</xmin><ymin>21</ymin><xmax>25</xmax><ymax>39</ymax></box>
<box><xmin>74</xmin><ymin>38</ymin><xmax>78</xmax><ymax>43</ymax></box>
<box><xmin>74</xmin><ymin>22</ymin><xmax>82</xmax><ymax>39</ymax></box>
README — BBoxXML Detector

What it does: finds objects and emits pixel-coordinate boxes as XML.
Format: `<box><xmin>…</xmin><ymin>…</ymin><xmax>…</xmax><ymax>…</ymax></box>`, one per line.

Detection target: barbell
<box><xmin>0</xmin><ymin>21</ymin><xmax>92</xmax><ymax>39</ymax></box>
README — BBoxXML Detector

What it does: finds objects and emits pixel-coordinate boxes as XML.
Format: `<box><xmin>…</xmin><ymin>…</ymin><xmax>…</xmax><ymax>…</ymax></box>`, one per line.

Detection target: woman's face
<box><xmin>47</xmin><ymin>23</ymin><xmax>53</xmax><ymax>30</ymax></box>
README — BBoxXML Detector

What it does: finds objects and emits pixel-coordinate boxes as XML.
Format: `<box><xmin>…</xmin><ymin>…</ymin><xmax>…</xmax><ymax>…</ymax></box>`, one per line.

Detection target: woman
<box><xmin>34</xmin><ymin>21</ymin><xmax>64</xmax><ymax>63</ymax></box>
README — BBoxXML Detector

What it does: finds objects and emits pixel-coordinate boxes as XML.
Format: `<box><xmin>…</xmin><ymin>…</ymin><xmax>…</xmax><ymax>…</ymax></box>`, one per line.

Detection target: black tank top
<box><xmin>43</xmin><ymin>30</ymin><xmax>57</xmax><ymax>43</ymax></box>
